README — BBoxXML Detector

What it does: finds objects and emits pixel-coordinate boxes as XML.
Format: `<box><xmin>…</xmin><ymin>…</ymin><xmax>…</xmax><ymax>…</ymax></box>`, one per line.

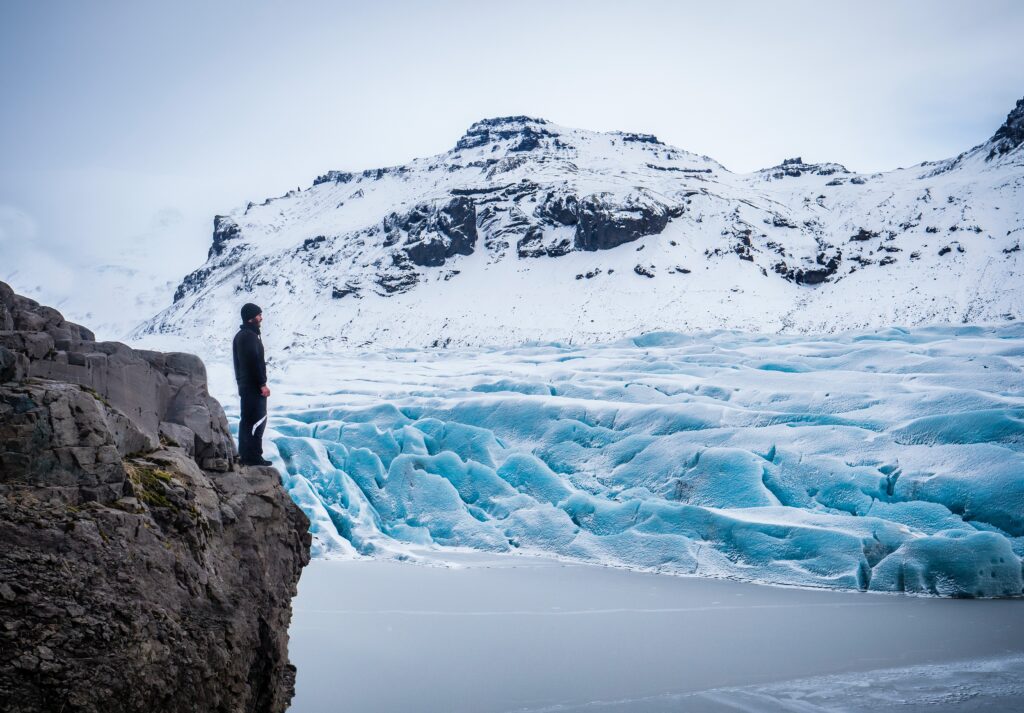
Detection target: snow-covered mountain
<box><xmin>139</xmin><ymin>98</ymin><xmax>1024</xmax><ymax>352</ymax></box>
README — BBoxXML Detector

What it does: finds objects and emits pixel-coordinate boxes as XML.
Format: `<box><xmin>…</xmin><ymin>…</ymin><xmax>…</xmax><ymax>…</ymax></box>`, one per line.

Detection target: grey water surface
<box><xmin>288</xmin><ymin>553</ymin><xmax>1024</xmax><ymax>713</ymax></box>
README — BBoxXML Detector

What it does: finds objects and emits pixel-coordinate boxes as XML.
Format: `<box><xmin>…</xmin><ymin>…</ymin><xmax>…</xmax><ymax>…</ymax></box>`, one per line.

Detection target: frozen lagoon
<box><xmin>288</xmin><ymin>553</ymin><xmax>1024</xmax><ymax>713</ymax></box>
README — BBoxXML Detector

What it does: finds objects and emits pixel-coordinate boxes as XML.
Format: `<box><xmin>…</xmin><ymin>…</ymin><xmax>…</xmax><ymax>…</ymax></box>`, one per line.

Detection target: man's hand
<box><xmin>260</xmin><ymin>385</ymin><xmax>271</xmax><ymax>398</ymax></box>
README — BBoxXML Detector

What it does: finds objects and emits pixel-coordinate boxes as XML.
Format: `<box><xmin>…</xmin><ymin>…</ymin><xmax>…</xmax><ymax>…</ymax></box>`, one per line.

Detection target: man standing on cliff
<box><xmin>233</xmin><ymin>303</ymin><xmax>273</xmax><ymax>466</ymax></box>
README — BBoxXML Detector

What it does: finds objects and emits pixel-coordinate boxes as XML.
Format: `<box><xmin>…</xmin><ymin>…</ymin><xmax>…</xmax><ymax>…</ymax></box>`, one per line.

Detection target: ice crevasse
<box><xmin>235</xmin><ymin>325</ymin><xmax>1024</xmax><ymax>596</ymax></box>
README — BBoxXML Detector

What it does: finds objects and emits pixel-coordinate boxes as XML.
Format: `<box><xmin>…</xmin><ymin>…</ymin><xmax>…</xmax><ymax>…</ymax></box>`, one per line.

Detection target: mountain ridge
<box><xmin>138</xmin><ymin>97</ymin><xmax>1024</xmax><ymax>353</ymax></box>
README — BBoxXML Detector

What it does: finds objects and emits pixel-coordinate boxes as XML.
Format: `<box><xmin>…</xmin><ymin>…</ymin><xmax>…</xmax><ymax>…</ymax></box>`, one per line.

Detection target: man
<box><xmin>232</xmin><ymin>302</ymin><xmax>273</xmax><ymax>466</ymax></box>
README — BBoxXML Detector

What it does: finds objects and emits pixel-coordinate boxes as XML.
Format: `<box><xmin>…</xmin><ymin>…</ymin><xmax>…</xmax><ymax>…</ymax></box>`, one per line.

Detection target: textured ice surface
<box><xmin>226</xmin><ymin>324</ymin><xmax>1024</xmax><ymax>595</ymax></box>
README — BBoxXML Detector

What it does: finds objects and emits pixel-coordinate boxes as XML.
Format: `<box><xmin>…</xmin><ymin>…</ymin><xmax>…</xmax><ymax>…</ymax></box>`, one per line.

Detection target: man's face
<box><xmin>253</xmin><ymin>313</ymin><xmax>263</xmax><ymax>325</ymax></box>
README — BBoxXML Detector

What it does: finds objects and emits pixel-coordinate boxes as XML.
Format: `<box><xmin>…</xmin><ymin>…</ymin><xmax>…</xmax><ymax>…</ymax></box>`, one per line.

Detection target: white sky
<box><xmin>1</xmin><ymin>0</ymin><xmax>1022</xmax><ymax>309</ymax></box>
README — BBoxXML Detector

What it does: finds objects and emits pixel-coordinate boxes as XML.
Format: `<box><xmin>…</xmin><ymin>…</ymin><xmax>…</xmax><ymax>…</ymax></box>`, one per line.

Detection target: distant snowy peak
<box><xmin>453</xmin><ymin>115</ymin><xmax>704</xmax><ymax>163</ymax></box>
<box><xmin>453</xmin><ymin>115</ymin><xmax>725</xmax><ymax>176</ymax></box>
<box><xmin>309</xmin><ymin>115</ymin><xmax>719</xmax><ymax>187</ymax></box>
<box><xmin>753</xmin><ymin>156</ymin><xmax>852</xmax><ymax>182</ymax></box>
<box><xmin>140</xmin><ymin>96</ymin><xmax>1024</xmax><ymax>351</ymax></box>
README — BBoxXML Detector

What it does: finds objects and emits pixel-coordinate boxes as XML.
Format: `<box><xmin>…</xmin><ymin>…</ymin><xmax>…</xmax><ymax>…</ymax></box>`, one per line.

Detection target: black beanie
<box><xmin>241</xmin><ymin>303</ymin><xmax>262</xmax><ymax>322</ymax></box>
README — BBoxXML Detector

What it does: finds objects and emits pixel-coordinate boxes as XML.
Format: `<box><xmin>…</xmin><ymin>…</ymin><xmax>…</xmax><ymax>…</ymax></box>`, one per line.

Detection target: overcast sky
<box><xmin>1</xmin><ymin>0</ymin><xmax>1022</xmax><ymax>312</ymax></box>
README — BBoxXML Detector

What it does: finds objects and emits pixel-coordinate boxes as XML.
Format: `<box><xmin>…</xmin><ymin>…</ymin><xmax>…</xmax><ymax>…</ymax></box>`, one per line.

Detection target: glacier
<box><xmin>220</xmin><ymin>323</ymin><xmax>1024</xmax><ymax>597</ymax></box>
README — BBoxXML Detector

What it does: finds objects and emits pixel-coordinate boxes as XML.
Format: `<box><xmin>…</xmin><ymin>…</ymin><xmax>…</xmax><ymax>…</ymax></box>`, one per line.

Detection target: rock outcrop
<box><xmin>988</xmin><ymin>97</ymin><xmax>1024</xmax><ymax>159</ymax></box>
<box><xmin>0</xmin><ymin>281</ymin><xmax>311</xmax><ymax>713</ymax></box>
<box><xmin>454</xmin><ymin>115</ymin><xmax>560</xmax><ymax>152</ymax></box>
<box><xmin>384</xmin><ymin>196</ymin><xmax>479</xmax><ymax>268</ymax></box>
<box><xmin>573</xmin><ymin>191</ymin><xmax>683</xmax><ymax>252</ymax></box>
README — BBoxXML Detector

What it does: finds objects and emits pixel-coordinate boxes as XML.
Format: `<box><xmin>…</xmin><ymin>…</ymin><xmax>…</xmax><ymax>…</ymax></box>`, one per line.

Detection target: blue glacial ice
<box><xmin>229</xmin><ymin>323</ymin><xmax>1024</xmax><ymax>596</ymax></box>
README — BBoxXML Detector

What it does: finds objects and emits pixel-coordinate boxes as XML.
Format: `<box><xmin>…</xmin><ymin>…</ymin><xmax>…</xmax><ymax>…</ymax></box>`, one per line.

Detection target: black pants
<box><xmin>238</xmin><ymin>387</ymin><xmax>268</xmax><ymax>464</ymax></box>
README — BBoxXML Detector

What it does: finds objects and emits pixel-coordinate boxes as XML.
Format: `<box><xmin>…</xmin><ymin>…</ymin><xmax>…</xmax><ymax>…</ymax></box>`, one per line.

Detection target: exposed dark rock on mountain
<box><xmin>385</xmin><ymin>197</ymin><xmax>479</xmax><ymax>267</ymax></box>
<box><xmin>574</xmin><ymin>192</ymin><xmax>682</xmax><ymax>251</ymax></box>
<box><xmin>619</xmin><ymin>132</ymin><xmax>662</xmax><ymax>145</ymax></box>
<box><xmin>514</xmin><ymin>189</ymin><xmax>684</xmax><ymax>255</ymax></box>
<box><xmin>535</xmin><ymin>191</ymin><xmax>580</xmax><ymax>227</ymax></box>
<box><xmin>455</xmin><ymin>116</ymin><xmax>557</xmax><ymax>152</ymax></box>
<box><xmin>312</xmin><ymin>170</ymin><xmax>355</xmax><ymax>186</ymax></box>
<box><xmin>850</xmin><ymin>228</ymin><xmax>879</xmax><ymax>242</ymax></box>
<box><xmin>761</xmin><ymin>157</ymin><xmax>849</xmax><ymax>180</ymax></box>
<box><xmin>0</xmin><ymin>281</ymin><xmax>310</xmax><ymax>713</ymax></box>
<box><xmin>175</xmin><ymin>216</ymin><xmax>250</xmax><ymax>303</ymax></box>
<box><xmin>375</xmin><ymin>268</ymin><xmax>420</xmax><ymax>294</ymax></box>
<box><xmin>516</xmin><ymin>224</ymin><xmax>572</xmax><ymax>258</ymax></box>
<box><xmin>209</xmin><ymin>215</ymin><xmax>243</xmax><ymax>259</ymax></box>
<box><xmin>988</xmin><ymin>98</ymin><xmax>1024</xmax><ymax>159</ymax></box>
<box><xmin>771</xmin><ymin>238</ymin><xmax>843</xmax><ymax>285</ymax></box>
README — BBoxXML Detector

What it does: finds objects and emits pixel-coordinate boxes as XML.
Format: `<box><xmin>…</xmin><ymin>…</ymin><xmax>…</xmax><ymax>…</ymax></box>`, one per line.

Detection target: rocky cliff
<box><xmin>0</xmin><ymin>281</ymin><xmax>311</xmax><ymax>713</ymax></box>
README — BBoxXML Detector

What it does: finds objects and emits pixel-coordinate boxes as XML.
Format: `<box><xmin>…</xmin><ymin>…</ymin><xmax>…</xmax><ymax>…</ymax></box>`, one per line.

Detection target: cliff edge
<box><xmin>0</xmin><ymin>281</ymin><xmax>311</xmax><ymax>713</ymax></box>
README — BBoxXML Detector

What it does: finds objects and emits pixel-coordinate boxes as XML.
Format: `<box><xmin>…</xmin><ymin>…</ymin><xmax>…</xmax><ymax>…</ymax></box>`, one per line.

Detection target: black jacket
<box><xmin>232</xmin><ymin>322</ymin><xmax>267</xmax><ymax>390</ymax></box>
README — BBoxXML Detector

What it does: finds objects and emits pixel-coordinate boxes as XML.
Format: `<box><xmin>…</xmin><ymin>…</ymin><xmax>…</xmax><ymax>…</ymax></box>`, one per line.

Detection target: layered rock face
<box><xmin>989</xmin><ymin>97</ymin><xmax>1024</xmax><ymax>158</ymax></box>
<box><xmin>0</xmin><ymin>281</ymin><xmax>311</xmax><ymax>713</ymax></box>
